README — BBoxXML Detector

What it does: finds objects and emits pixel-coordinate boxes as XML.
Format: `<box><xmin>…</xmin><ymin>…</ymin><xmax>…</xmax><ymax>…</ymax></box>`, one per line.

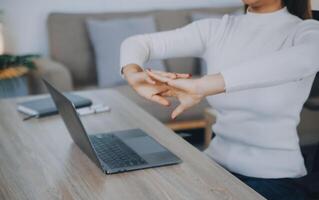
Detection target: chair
<box><xmin>297</xmin><ymin>71</ymin><xmax>319</xmax><ymax>199</ymax></box>
<box><xmin>294</xmin><ymin>10</ymin><xmax>319</xmax><ymax>200</ymax></box>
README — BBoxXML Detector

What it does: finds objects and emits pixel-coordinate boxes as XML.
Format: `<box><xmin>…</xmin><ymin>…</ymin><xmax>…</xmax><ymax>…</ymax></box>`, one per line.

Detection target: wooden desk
<box><xmin>0</xmin><ymin>89</ymin><xmax>265</xmax><ymax>200</ymax></box>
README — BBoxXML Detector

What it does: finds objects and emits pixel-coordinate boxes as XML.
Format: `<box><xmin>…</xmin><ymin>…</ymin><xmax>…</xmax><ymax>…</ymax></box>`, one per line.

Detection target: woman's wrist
<box><xmin>122</xmin><ymin>64</ymin><xmax>143</xmax><ymax>83</ymax></box>
<box><xmin>123</xmin><ymin>64</ymin><xmax>143</xmax><ymax>76</ymax></box>
<box><xmin>197</xmin><ymin>73</ymin><xmax>226</xmax><ymax>96</ymax></box>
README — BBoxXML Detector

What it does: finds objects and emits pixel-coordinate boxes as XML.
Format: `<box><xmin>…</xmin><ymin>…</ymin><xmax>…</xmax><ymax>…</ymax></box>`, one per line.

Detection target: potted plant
<box><xmin>0</xmin><ymin>54</ymin><xmax>38</xmax><ymax>98</ymax></box>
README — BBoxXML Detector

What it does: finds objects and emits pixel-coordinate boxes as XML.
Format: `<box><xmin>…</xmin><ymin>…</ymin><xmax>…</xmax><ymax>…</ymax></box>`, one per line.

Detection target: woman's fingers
<box><xmin>152</xmin><ymin>70</ymin><xmax>177</xmax><ymax>79</ymax></box>
<box><xmin>147</xmin><ymin>69</ymin><xmax>191</xmax><ymax>79</ymax></box>
<box><xmin>150</xmin><ymin>94</ymin><xmax>170</xmax><ymax>106</ymax></box>
<box><xmin>146</xmin><ymin>70</ymin><xmax>193</xmax><ymax>93</ymax></box>
<box><xmin>159</xmin><ymin>72</ymin><xmax>191</xmax><ymax>79</ymax></box>
<box><xmin>147</xmin><ymin>70</ymin><xmax>193</xmax><ymax>92</ymax></box>
<box><xmin>146</xmin><ymin>70</ymin><xmax>172</xmax><ymax>84</ymax></box>
<box><xmin>166</xmin><ymin>79</ymin><xmax>192</xmax><ymax>92</ymax></box>
<box><xmin>159</xmin><ymin>89</ymin><xmax>175</xmax><ymax>97</ymax></box>
<box><xmin>175</xmin><ymin>73</ymin><xmax>192</xmax><ymax>79</ymax></box>
<box><xmin>171</xmin><ymin>104</ymin><xmax>187</xmax><ymax>119</ymax></box>
<box><xmin>135</xmin><ymin>82</ymin><xmax>171</xmax><ymax>106</ymax></box>
<box><xmin>144</xmin><ymin>74</ymin><xmax>156</xmax><ymax>84</ymax></box>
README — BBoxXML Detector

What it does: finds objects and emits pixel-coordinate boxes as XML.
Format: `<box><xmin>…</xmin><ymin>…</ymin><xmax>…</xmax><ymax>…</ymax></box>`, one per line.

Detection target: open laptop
<box><xmin>43</xmin><ymin>79</ymin><xmax>181</xmax><ymax>174</ymax></box>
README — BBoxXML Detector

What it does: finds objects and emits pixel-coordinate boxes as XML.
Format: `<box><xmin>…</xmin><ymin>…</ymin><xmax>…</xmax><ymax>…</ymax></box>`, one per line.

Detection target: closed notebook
<box><xmin>17</xmin><ymin>93</ymin><xmax>92</xmax><ymax>117</ymax></box>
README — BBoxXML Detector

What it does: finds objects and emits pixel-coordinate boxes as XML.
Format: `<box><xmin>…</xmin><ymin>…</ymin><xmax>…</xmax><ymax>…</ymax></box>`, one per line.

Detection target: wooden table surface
<box><xmin>0</xmin><ymin>89</ymin><xmax>265</xmax><ymax>200</ymax></box>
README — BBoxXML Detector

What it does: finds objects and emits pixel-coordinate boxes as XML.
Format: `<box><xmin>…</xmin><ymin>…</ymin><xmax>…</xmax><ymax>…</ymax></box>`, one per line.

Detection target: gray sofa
<box><xmin>28</xmin><ymin>7</ymin><xmax>240</xmax><ymax>147</ymax></box>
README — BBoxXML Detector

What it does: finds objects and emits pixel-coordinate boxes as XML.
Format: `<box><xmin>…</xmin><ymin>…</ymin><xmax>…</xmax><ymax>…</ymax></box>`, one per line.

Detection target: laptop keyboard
<box><xmin>90</xmin><ymin>134</ymin><xmax>147</xmax><ymax>169</ymax></box>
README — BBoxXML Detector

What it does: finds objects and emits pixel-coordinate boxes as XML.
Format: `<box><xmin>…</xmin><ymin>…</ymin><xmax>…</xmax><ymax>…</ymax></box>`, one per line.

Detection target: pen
<box><xmin>23</xmin><ymin>115</ymin><xmax>37</xmax><ymax>121</ymax></box>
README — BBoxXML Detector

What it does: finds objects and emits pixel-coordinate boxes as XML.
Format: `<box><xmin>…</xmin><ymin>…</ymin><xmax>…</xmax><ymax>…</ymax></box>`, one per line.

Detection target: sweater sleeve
<box><xmin>221</xmin><ymin>20</ymin><xmax>319</xmax><ymax>93</ymax></box>
<box><xmin>120</xmin><ymin>18</ymin><xmax>220</xmax><ymax>72</ymax></box>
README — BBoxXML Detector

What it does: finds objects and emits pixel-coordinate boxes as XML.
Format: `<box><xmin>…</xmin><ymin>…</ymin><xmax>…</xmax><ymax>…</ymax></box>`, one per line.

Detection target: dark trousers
<box><xmin>232</xmin><ymin>172</ymin><xmax>306</xmax><ymax>200</ymax></box>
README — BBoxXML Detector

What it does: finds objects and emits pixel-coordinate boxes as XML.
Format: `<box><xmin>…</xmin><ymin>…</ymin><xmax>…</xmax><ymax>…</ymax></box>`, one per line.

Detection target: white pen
<box><xmin>77</xmin><ymin>104</ymin><xmax>111</xmax><ymax>116</ymax></box>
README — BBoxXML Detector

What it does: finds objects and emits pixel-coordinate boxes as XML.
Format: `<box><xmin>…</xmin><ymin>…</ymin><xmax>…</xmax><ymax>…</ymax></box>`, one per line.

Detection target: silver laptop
<box><xmin>43</xmin><ymin>79</ymin><xmax>181</xmax><ymax>174</ymax></box>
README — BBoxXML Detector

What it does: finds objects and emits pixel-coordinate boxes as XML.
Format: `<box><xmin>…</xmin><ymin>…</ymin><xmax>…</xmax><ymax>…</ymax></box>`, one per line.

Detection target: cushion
<box><xmin>114</xmin><ymin>84</ymin><xmax>211</xmax><ymax>123</ymax></box>
<box><xmin>86</xmin><ymin>16</ymin><xmax>165</xmax><ymax>88</ymax></box>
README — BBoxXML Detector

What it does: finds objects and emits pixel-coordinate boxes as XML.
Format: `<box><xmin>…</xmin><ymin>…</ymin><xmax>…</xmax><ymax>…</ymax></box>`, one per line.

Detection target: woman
<box><xmin>120</xmin><ymin>0</ymin><xmax>319</xmax><ymax>199</ymax></box>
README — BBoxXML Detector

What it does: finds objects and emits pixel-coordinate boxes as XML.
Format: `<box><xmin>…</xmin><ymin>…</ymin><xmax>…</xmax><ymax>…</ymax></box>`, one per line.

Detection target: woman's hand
<box><xmin>122</xmin><ymin>64</ymin><xmax>191</xmax><ymax>106</ymax></box>
<box><xmin>146</xmin><ymin>70</ymin><xmax>226</xmax><ymax>119</ymax></box>
<box><xmin>146</xmin><ymin>70</ymin><xmax>205</xmax><ymax>119</ymax></box>
<box><xmin>123</xmin><ymin>64</ymin><xmax>170</xmax><ymax>106</ymax></box>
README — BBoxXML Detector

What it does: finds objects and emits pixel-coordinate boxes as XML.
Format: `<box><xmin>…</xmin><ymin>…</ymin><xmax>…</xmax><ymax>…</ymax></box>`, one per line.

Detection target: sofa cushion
<box><xmin>114</xmin><ymin>84</ymin><xmax>211</xmax><ymax>123</ymax></box>
<box><xmin>86</xmin><ymin>16</ymin><xmax>165</xmax><ymax>88</ymax></box>
<box><xmin>48</xmin><ymin>7</ymin><xmax>239</xmax><ymax>87</ymax></box>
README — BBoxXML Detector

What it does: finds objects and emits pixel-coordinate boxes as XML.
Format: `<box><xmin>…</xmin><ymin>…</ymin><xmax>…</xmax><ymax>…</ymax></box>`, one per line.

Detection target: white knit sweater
<box><xmin>120</xmin><ymin>7</ymin><xmax>319</xmax><ymax>178</ymax></box>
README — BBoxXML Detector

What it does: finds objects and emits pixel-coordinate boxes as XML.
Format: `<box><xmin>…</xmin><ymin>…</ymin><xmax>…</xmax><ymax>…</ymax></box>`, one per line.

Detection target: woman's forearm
<box><xmin>197</xmin><ymin>73</ymin><xmax>226</xmax><ymax>96</ymax></box>
<box><xmin>120</xmin><ymin>19</ymin><xmax>221</xmax><ymax>73</ymax></box>
<box><xmin>219</xmin><ymin>22</ymin><xmax>319</xmax><ymax>93</ymax></box>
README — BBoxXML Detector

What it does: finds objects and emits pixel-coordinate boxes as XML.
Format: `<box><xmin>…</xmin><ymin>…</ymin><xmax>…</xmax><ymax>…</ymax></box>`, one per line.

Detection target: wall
<box><xmin>313</xmin><ymin>0</ymin><xmax>319</xmax><ymax>10</ymax></box>
<box><xmin>1</xmin><ymin>0</ymin><xmax>242</xmax><ymax>56</ymax></box>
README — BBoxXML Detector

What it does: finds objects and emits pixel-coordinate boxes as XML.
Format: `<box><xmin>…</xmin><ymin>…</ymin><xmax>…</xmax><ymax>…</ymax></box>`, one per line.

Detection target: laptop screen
<box><xmin>43</xmin><ymin>80</ymin><xmax>101</xmax><ymax>168</ymax></box>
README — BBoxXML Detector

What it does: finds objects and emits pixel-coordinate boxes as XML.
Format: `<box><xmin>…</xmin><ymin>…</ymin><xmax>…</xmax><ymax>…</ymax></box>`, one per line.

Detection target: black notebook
<box><xmin>17</xmin><ymin>93</ymin><xmax>92</xmax><ymax>118</ymax></box>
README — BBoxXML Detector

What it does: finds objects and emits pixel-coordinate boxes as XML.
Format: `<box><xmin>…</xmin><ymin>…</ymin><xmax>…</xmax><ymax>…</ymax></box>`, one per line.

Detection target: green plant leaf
<box><xmin>0</xmin><ymin>54</ymin><xmax>40</xmax><ymax>70</ymax></box>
